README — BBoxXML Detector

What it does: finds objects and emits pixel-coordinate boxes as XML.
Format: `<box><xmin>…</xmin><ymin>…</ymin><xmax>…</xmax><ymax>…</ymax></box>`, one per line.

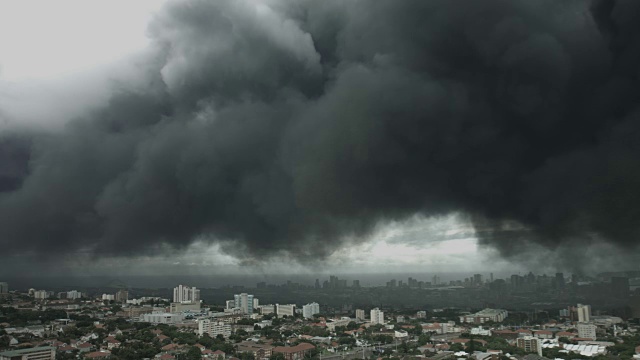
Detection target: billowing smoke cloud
<box><xmin>1</xmin><ymin>0</ymin><xmax>640</xmax><ymax>267</ymax></box>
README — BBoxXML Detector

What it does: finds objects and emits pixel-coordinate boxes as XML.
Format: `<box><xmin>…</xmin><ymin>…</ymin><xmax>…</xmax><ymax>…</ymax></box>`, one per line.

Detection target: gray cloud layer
<box><xmin>1</xmin><ymin>0</ymin><xmax>640</xmax><ymax>268</ymax></box>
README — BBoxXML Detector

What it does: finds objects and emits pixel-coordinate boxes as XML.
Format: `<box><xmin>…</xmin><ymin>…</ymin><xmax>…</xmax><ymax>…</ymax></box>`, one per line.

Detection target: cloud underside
<box><xmin>0</xmin><ymin>0</ymin><xmax>640</xmax><ymax>271</ymax></box>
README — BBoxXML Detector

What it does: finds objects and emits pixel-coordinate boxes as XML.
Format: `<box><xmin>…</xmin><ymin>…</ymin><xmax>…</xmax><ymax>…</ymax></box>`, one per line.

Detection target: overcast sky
<box><xmin>1</xmin><ymin>0</ymin><xmax>640</xmax><ymax>277</ymax></box>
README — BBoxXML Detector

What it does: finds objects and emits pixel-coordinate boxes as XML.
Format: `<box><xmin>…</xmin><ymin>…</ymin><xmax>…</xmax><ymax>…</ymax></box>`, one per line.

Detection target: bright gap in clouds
<box><xmin>0</xmin><ymin>1</ymin><xmax>164</xmax><ymax>81</ymax></box>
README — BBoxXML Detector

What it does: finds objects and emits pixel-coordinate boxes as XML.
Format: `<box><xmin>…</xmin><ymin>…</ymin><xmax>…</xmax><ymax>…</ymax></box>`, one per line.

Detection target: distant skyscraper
<box><xmin>116</xmin><ymin>289</ymin><xmax>129</xmax><ymax>303</ymax></box>
<box><xmin>315</xmin><ymin>279</ymin><xmax>320</xmax><ymax>289</ymax></box>
<box><xmin>0</xmin><ymin>282</ymin><xmax>8</xmax><ymax>294</ymax></box>
<box><xmin>611</xmin><ymin>277</ymin><xmax>630</xmax><ymax>298</ymax></box>
<box><xmin>555</xmin><ymin>273</ymin><xmax>565</xmax><ymax>289</ymax></box>
<box><xmin>490</xmin><ymin>273</ymin><xmax>494</xmax><ymax>283</ymax></box>
<box><xmin>234</xmin><ymin>293</ymin><xmax>254</xmax><ymax>314</ymax></box>
<box><xmin>352</xmin><ymin>280</ymin><xmax>360</xmax><ymax>288</ymax></box>
<box><xmin>370</xmin><ymin>308</ymin><xmax>384</xmax><ymax>324</ymax></box>
<box><xmin>173</xmin><ymin>285</ymin><xmax>200</xmax><ymax>303</ymax></box>
<box><xmin>473</xmin><ymin>274</ymin><xmax>482</xmax><ymax>285</ymax></box>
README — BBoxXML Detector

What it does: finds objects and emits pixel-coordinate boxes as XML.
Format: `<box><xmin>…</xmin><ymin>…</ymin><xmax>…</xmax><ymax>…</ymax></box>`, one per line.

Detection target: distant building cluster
<box><xmin>460</xmin><ymin>308</ymin><xmax>508</xmax><ymax>324</ymax></box>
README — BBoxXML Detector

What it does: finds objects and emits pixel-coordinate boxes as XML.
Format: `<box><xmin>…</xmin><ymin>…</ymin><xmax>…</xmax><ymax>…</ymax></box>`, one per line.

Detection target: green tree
<box><xmin>186</xmin><ymin>346</ymin><xmax>202</xmax><ymax>360</ymax></box>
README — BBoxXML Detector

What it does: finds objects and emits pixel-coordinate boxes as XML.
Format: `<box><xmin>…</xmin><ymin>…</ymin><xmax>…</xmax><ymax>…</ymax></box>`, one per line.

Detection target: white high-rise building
<box><xmin>198</xmin><ymin>319</ymin><xmax>232</xmax><ymax>338</ymax></box>
<box><xmin>577</xmin><ymin>304</ymin><xmax>591</xmax><ymax>323</ymax></box>
<box><xmin>253</xmin><ymin>298</ymin><xmax>259</xmax><ymax>309</ymax></box>
<box><xmin>370</xmin><ymin>308</ymin><xmax>384</xmax><ymax>324</ymax></box>
<box><xmin>67</xmin><ymin>290</ymin><xmax>82</xmax><ymax>300</ymax></box>
<box><xmin>173</xmin><ymin>285</ymin><xmax>200</xmax><ymax>303</ymax></box>
<box><xmin>234</xmin><ymin>293</ymin><xmax>255</xmax><ymax>314</ymax></box>
<box><xmin>303</xmin><ymin>303</ymin><xmax>320</xmax><ymax>319</ymax></box>
<box><xmin>355</xmin><ymin>309</ymin><xmax>365</xmax><ymax>321</ymax></box>
<box><xmin>577</xmin><ymin>323</ymin><xmax>597</xmax><ymax>340</ymax></box>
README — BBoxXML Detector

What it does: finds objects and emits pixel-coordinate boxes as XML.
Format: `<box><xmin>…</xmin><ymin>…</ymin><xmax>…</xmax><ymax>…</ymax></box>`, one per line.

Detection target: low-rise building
<box><xmin>198</xmin><ymin>319</ymin><xmax>232</xmax><ymax>338</ymax></box>
<box><xmin>141</xmin><ymin>312</ymin><xmax>184</xmax><ymax>324</ymax></box>
<box><xmin>459</xmin><ymin>308</ymin><xmax>508</xmax><ymax>324</ymax></box>
<box><xmin>273</xmin><ymin>343</ymin><xmax>315</xmax><ymax>360</ymax></box>
<box><xmin>0</xmin><ymin>346</ymin><xmax>55</xmax><ymax>360</ymax></box>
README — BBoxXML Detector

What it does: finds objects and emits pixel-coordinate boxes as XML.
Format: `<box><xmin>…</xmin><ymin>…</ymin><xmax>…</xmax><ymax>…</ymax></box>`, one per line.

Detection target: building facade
<box><xmin>234</xmin><ymin>293</ymin><xmax>255</xmax><ymax>314</ymax></box>
<box><xmin>0</xmin><ymin>346</ymin><xmax>55</xmax><ymax>360</ymax></box>
<box><xmin>577</xmin><ymin>323</ymin><xmax>597</xmax><ymax>340</ymax></box>
<box><xmin>577</xmin><ymin>304</ymin><xmax>592</xmax><ymax>323</ymax></box>
<box><xmin>277</xmin><ymin>304</ymin><xmax>296</xmax><ymax>318</ymax></box>
<box><xmin>303</xmin><ymin>303</ymin><xmax>320</xmax><ymax>319</ymax></box>
<box><xmin>370</xmin><ymin>308</ymin><xmax>384</xmax><ymax>324</ymax></box>
<box><xmin>459</xmin><ymin>309</ymin><xmax>508</xmax><ymax>324</ymax></box>
<box><xmin>517</xmin><ymin>336</ymin><xmax>542</xmax><ymax>356</ymax></box>
<box><xmin>355</xmin><ymin>309</ymin><xmax>365</xmax><ymax>321</ymax></box>
<box><xmin>198</xmin><ymin>319</ymin><xmax>232</xmax><ymax>338</ymax></box>
<box><xmin>173</xmin><ymin>285</ymin><xmax>200</xmax><ymax>303</ymax></box>
<box><xmin>141</xmin><ymin>312</ymin><xmax>184</xmax><ymax>324</ymax></box>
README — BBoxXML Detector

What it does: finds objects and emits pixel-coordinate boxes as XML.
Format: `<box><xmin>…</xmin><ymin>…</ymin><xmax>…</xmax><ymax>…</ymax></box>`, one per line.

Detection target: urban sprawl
<box><xmin>1</xmin><ymin>271</ymin><xmax>640</xmax><ymax>360</ymax></box>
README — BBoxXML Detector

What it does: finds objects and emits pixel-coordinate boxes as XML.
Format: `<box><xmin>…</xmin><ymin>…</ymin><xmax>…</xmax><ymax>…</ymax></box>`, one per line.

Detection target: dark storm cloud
<box><xmin>1</xmin><ymin>0</ymin><xmax>640</xmax><ymax>266</ymax></box>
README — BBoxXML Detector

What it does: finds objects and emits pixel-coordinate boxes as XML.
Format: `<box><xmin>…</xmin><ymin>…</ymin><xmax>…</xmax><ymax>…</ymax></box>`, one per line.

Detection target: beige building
<box><xmin>516</xmin><ymin>336</ymin><xmax>542</xmax><ymax>356</ymax></box>
<box><xmin>170</xmin><ymin>301</ymin><xmax>201</xmax><ymax>313</ymax></box>
<box><xmin>0</xmin><ymin>346</ymin><xmax>55</xmax><ymax>360</ymax></box>
<box><xmin>198</xmin><ymin>319</ymin><xmax>232</xmax><ymax>338</ymax></box>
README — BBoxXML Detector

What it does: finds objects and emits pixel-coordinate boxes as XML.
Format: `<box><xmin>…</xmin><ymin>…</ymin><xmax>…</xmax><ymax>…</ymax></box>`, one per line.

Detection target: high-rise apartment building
<box><xmin>355</xmin><ymin>309</ymin><xmax>365</xmax><ymax>321</ymax></box>
<box><xmin>303</xmin><ymin>303</ymin><xmax>320</xmax><ymax>319</ymax></box>
<box><xmin>517</xmin><ymin>336</ymin><xmax>542</xmax><ymax>356</ymax></box>
<box><xmin>0</xmin><ymin>282</ymin><xmax>8</xmax><ymax>295</ymax></box>
<box><xmin>67</xmin><ymin>290</ymin><xmax>82</xmax><ymax>300</ymax></box>
<box><xmin>234</xmin><ymin>293</ymin><xmax>255</xmax><ymax>314</ymax></box>
<box><xmin>577</xmin><ymin>304</ymin><xmax>591</xmax><ymax>323</ymax></box>
<box><xmin>370</xmin><ymin>308</ymin><xmax>384</xmax><ymax>324</ymax></box>
<box><xmin>173</xmin><ymin>285</ymin><xmax>200</xmax><ymax>303</ymax></box>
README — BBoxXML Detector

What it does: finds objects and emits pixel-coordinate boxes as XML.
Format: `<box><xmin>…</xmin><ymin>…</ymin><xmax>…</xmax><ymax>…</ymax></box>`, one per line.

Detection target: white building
<box><xmin>198</xmin><ymin>319</ymin><xmax>232</xmax><ymax>338</ymax></box>
<box><xmin>253</xmin><ymin>298</ymin><xmax>259</xmax><ymax>309</ymax></box>
<box><xmin>577</xmin><ymin>323</ymin><xmax>597</xmax><ymax>340</ymax></box>
<box><xmin>234</xmin><ymin>293</ymin><xmax>255</xmax><ymax>314</ymax></box>
<box><xmin>355</xmin><ymin>309</ymin><xmax>365</xmax><ymax>321</ymax></box>
<box><xmin>170</xmin><ymin>302</ymin><xmax>201</xmax><ymax>314</ymax></box>
<box><xmin>577</xmin><ymin>304</ymin><xmax>591</xmax><ymax>323</ymax></box>
<box><xmin>173</xmin><ymin>285</ymin><xmax>200</xmax><ymax>303</ymax></box>
<box><xmin>67</xmin><ymin>290</ymin><xmax>82</xmax><ymax>300</ymax></box>
<box><xmin>141</xmin><ymin>312</ymin><xmax>184</xmax><ymax>324</ymax></box>
<box><xmin>459</xmin><ymin>308</ymin><xmax>508</xmax><ymax>323</ymax></box>
<box><xmin>102</xmin><ymin>294</ymin><xmax>115</xmax><ymax>301</ymax></box>
<box><xmin>34</xmin><ymin>290</ymin><xmax>49</xmax><ymax>300</ymax></box>
<box><xmin>416</xmin><ymin>311</ymin><xmax>426</xmax><ymax>319</ymax></box>
<box><xmin>370</xmin><ymin>308</ymin><xmax>384</xmax><ymax>325</ymax></box>
<box><xmin>259</xmin><ymin>304</ymin><xmax>276</xmax><ymax>315</ymax></box>
<box><xmin>276</xmin><ymin>304</ymin><xmax>296</xmax><ymax>318</ymax></box>
<box><xmin>303</xmin><ymin>303</ymin><xmax>320</xmax><ymax>319</ymax></box>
